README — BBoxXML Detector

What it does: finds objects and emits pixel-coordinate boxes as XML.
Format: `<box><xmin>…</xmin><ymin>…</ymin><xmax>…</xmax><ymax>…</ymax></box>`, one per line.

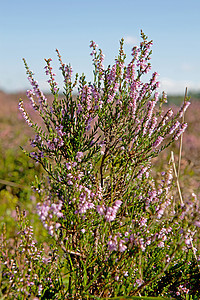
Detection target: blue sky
<box><xmin>0</xmin><ymin>0</ymin><xmax>200</xmax><ymax>95</ymax></box>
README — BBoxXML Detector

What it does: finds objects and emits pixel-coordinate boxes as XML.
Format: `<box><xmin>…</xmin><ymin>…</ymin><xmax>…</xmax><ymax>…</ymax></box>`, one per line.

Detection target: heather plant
<box><xmin>1</xmin><ymin>31</ymin><xmax>200</xmax><ymax>299</ymax></box>
<box><xmin>0</xmin><ymin>209</ymin><xmax>63</xmax><ymax>299</ymax></box>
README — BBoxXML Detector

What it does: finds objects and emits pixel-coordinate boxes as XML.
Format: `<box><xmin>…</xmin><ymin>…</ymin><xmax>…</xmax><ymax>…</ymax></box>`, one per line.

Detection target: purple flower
<box><xmin>152</xmin><ymin>136</ymin><xmax>164</xmax><ymax>148</ymax></box>
<box><xmin>47</xmin><ymin>140</ymin><xmax>56</xmax><ymax>151</ymax></box>
<box><xmin>194</xmin><ymin>221</ymin><xmax>200</xmax><ymax>227</ymax></box>
<box><xmin>114</xmin><ymin>200</ymin><xmax>122</xmax><ymax>209</ymax></box>
<box><xmin>148</xmin><ymin>116</ymin><xmax>157</xmax><ymax>137</ymax></box>
<box><xmin>119</xmin><ymin>240</ymin><xmax>127</xmax><ymax>252</ymax></box>
<box><xmin>142</xmin><ymin>100</ymin><xmax>156</xmax><ymax>135</ymax></box>
<box><xmin>76</xmin><ymin>151</ymin><xmax>84</xmax><ymax>162</ymax></box>
<box><xmin>103</xmin><ymin>201</ymin><xmax>122</xmax><ymax>222</ymax></box>
<box><xmin>51</xmin><ymin>201</ymin><xmax>63</xmax><ymax>218</ymax></box>
<box><xmin>135</xmin><ymin>278</ymin><xmax>144</xmax><ymax>287</ymax></box>
<box><xmin>178</xmin><ymin>101</ymin><xmax>191</xmax><ymax>118</ymax></box>
<box><xmin>56</xmin><ymin>125</ymin><xmax>66</xmax><ymax>137</ymax></box>
<box><xmin>168</xmin><ymin>121</ymin><xmax>180</xmax><ymax>135</ymax></box>
<box><xmin>96</xmin><ymin>205</ymin><xmax>105</xmax><ymax>216</ymax></box>
<box><xmin>139</xmin><ymin>217</ymin><xmax>147</xmax><ymax>227</ymax></box>
<box><xmin>107</xmin><ymin>239</ymin><xmax>118</xmax><ymax>252</ymax></box>
<box><xmin>137</xmin><ymin>166</ymin><xmax>148</xmax><ymax>178</ymax></box>
<box><xmin>158</xmin><ymin>241</ymin><xmax>165</xmax><ymax>247</ymax></box>
<box><xmin>174</xmin><ymin>123</ymin><xmax>188</xmax><ymax>140</ymax></box>
<box><xmin>185</xmin><ymin>237</ymin><xmax>192</xmax><ymax>246</ymax></box>
<box><xmin>18</xmin><ymin>100</ymin><xmax>33</xmax><ymax>127</ymax></box>
<box><xmin>105</xmin><ymin>207</ymin><xmax>116</xmax><ymax>222</ymax></box>
<box><xmin>30</xmin><ymin>152</ymin><xmax>39</xmax><ymax>160</ymax></box>
<box><xmin>66</xmin><ymin>162</ymin><xmax>71</xmax><ymax>170</ymax></box>
<box><xmin>37</xmin><ymin>201</ymin><xmax>50</xmax><ymax>221</ymax></box>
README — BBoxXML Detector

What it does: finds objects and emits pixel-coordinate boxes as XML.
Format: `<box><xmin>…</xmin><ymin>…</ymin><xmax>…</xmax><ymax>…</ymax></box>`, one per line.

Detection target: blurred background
<box><xmin>1</xmin><ymin>0</ymin><xmax>200</xmax><ymax>94</ymax></box>
<box><xmin>0</xmin><ymin>0</ymin><xmax>200</xmax><ymax>238</ymax></box>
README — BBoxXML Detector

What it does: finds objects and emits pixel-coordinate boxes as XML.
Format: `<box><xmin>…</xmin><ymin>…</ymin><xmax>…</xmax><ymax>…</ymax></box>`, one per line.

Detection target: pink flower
<box><xmin>152</xmin><ymin>136</ymin><xmax>164</xmax><ymax>148</ymax></box>
<box><xmin>119</xmin><ymin>240</ymin><xmax>127</xmax><ymax>252</ymax></box>
<box><xmin>96</xmin><ymin>205</ymin><xmax>105</xmax><ymax>216</ymax></box>
<box><xmin>194</xmin><ymin>221</ymin><xmax>200</xmax><ymax>227</ymax></box>
<box><xmin>174</xmin><ymin>123</ymin><xmax>188</xmax><ymax>140</ymax></box>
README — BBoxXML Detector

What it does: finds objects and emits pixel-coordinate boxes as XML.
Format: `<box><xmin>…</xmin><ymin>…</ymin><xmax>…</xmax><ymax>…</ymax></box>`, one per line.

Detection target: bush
<box><xmin>1</xmin><ymin>30</ymin><xmax>199</xmax><ymax>299</ymax></box>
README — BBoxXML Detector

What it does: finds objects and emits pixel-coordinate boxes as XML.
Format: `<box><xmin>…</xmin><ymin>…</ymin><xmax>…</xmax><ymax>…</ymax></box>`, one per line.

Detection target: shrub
<box><xmin>1</xmin><ymin>30</ymin><xmax>199</xmax><ymax>299</ymax></box>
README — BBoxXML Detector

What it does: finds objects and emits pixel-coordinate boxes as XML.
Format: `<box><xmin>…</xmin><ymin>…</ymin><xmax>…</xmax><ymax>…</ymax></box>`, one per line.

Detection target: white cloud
<box><xmin>124</xmin><ymin>35</ymin><xmax>138</xmax><ymax>46</ymax></box>
<box><xmin>159</xmin><ymin>77</ymin><xmax>200</xmax><ymax>95</ymax></box>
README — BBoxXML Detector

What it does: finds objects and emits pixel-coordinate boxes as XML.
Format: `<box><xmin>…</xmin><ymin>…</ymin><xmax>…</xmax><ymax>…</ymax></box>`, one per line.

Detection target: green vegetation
<box><xmin>0</xmin><ymin>32</ymin><xmax>200</xmax><ymax>299</ymax></box>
